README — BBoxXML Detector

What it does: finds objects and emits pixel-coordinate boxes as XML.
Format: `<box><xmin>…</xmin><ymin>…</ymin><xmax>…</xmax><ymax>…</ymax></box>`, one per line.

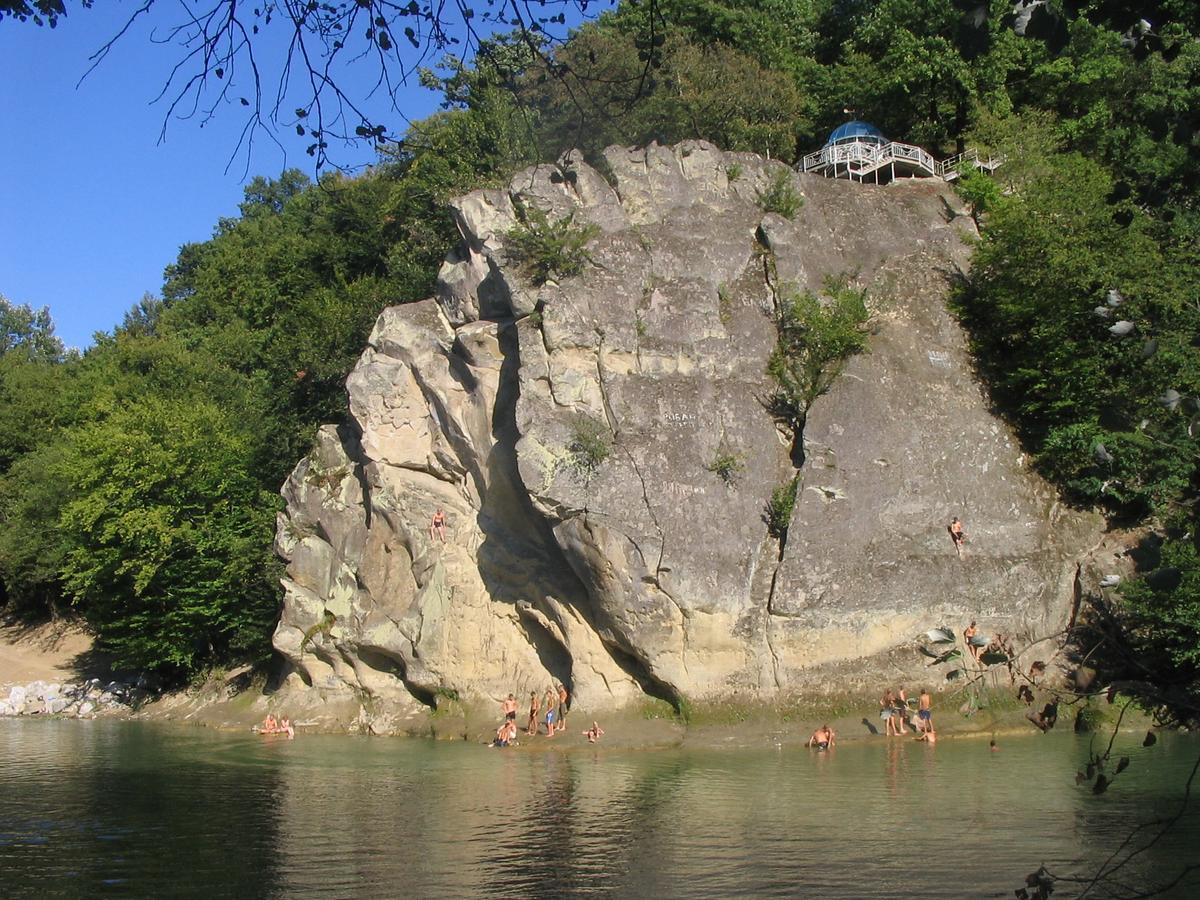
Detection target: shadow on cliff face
<box><xmin>474</xmin><ymin>319</ymin><xmax>682</xmax><ymax>711</ymax></box>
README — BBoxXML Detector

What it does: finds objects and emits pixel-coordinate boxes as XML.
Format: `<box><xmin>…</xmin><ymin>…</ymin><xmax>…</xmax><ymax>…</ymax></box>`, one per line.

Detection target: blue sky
<box><xmin>0</xmin><ymin>4</ymin><xmax>468</xmax><ymax>349</ymax></box>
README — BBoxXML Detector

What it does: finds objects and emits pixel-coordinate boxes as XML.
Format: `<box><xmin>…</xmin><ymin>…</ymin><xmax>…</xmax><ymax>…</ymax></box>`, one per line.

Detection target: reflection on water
<box><xmin>1</xmin><ymin>720</ymin><xmax>1198</xmax><ymax>897</ymax></box>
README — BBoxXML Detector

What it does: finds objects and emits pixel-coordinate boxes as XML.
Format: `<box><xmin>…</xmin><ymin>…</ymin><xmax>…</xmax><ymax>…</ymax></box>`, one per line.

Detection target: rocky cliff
<box><xmin>270</xmin><ymin>141</ymin><xmax>1100</xmax><ymax>728</ymax></box>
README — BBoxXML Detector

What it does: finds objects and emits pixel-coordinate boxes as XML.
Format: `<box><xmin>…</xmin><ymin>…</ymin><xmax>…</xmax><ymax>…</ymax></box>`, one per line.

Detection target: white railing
<box><xmin>937</xmin><ymin>149</ymin><xmax>1004</xmax><ymax>180</ymax></box>
<box><xmin>800</xmin><ymin>140</ymin><xmax>937</xmax><ymax>178</ymax></box>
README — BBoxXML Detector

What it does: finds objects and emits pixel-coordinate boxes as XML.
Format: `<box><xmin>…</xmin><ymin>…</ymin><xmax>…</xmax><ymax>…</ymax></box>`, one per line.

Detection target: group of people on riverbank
<box><xmin>878</xmin><ymin>687</ymin><xmax>935</xmax><ymax>741</ymax></box>
<box><xmin>492</xmin><ymin>683</ymin><xmax>601</xmax><ymax>747</ymax></box>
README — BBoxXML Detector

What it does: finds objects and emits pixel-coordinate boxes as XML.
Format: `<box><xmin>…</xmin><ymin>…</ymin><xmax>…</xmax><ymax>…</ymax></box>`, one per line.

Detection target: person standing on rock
<box><xmin>526</xmin><ymin>690</ymin><xmax>540</xmax><ymax>735</ymax></box>
<box><xmin>881</xmin><ymin>689</ymin><xmax>899</xmax><ymax>736</ymax></box>
<box><xmin>556</xmin><ymin>682</ymin><xmax>570</xmax><ymax>735</ymax></box>
<box><xmin>430</xmin><ymin>508</ymin><xmax>447</xmax><ymax>543</ymax></box>
<box><xmin>964</xmin><ymin>620</ymin><xmax>980</xmax><ymax>660</ymax></box>
<box><xmin>501</xmin><ymin>693</ymin><xmax>517</xmax><ymax>724</ymax></box>
<box><xmin>543</xmin><ymin>687</ymin><xmax>558</xmax><ymax>736</ymax></box>
<box><xmin>917</xmin><ymin>687</ymin><xmax>933</xmax><ymax>734</ymax></box>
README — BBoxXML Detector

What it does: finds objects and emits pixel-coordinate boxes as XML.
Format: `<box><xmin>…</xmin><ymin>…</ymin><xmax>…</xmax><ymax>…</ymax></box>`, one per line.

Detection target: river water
<box><xmin>1</xmin><ymin>720</ymin><xmax>1197</xmax><ymax>898</ymax></box>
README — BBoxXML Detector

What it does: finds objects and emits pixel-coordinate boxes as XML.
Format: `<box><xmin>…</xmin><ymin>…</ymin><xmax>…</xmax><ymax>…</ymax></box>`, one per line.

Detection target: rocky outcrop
<box><xmin>0</xmin><ymin>678</ymin><xmax>147</xmax><ymax>718</ymax></box>
<box><xmin>271</xmin><ymin>141</ymin><xmax>1101</xmax><ymax>723</ymax></box>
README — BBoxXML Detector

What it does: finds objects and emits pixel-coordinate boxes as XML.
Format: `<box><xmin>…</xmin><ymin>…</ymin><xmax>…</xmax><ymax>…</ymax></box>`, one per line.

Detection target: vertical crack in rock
<box><xmin>479</xmin><ymin>317</ymin><xmax>682</xmax><ymax>709</ymax></box>
<box><xmin>622</xmin><ymin>447</ymin><xmax>668</xmax><ymax>578</ymax></box>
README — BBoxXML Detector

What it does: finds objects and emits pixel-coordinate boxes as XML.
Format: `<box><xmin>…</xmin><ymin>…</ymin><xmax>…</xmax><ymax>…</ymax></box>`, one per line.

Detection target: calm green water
<box><xmin>1</xmin><ymin>721</ymin><xmax>1197</xmax><ymax>898</ymax></box>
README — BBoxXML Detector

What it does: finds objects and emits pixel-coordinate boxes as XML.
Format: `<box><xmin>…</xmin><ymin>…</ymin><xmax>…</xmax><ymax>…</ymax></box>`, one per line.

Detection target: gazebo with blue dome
<box><xmin>799</xmin><ymin>120</ymin><xmax>998</xmax><ymax>184</ymax></box>
<box><xmin>826</xmin><ymin>120</ymin><xmax>888</xmax><ymax>148</ymax></box>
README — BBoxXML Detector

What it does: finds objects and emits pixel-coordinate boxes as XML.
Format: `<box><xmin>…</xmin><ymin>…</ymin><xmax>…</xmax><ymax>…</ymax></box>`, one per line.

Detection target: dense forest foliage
<box><xmin>1</xmin><ymin>1</ymin><xmax>1197</xmax><ymax>704</ymax></box>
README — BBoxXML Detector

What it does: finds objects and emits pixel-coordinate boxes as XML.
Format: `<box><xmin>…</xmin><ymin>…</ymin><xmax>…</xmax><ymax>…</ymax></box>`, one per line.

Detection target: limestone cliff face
<box><xmin>271</xmin><ymin>141</ymin><xmax>1100</xmax><ymax>721</ymax></box>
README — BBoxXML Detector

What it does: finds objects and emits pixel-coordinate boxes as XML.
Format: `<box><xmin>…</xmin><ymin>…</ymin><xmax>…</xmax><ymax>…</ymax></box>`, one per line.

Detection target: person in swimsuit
<box><xmin>964</xmin><ymin>620</ymin><xmax>980</xmax><ymax>660</ymax></box>
<box><xmin>556</xmin><ymin>683</ymin><xmax>569</xmax><ymax>734</ymax></box>
<box><xmin>526</xmin><ymin>691</ymin><xmax>540</xmax><ymax>735</ymax></box>
<box><xmin>583</xmin><ymin>722</ymin><xmax>605</xmax><ymax>743</ymax></box>
<box><xmin>430</xmin><ymin>508</ymin><xmax>447</xmax><ymax>542</ymax></box>
<box><xmin>895</xmin><ymin>687</ymin><xmax>910</xmax><ymax>733</ymax></box>
<box><xmin>808</xmin><ymin>724</ymin><xmax>835</xmax><ymax>750</ymax></box>
<box><xmin>262</xmin><ymin>713</ymin><xmax>278</xmax><ymax>733</ymax></box>
<box><xmin>917</xmin><ymin>688</ymin><xmax>933</xmax><ymax>734</ymax></box>
<box><xmin>543</xmin><ymin>687</ymin><xmax>557</xmax><ymax>736</ymax></box>
<box><xmin>881</xmin><ymin>689</ymin><xmax>899</xmax><ymax>736</ymax></box>
<box><xmin>949</xmin><ymin>517</ymin><xmax>966</xmax><ymax>556</ymax></box>
<box><xmin>279</xmin><ymin>716</ymin><xmax>295</xmax><ymax>739</ymax></box>
<box><xmin>501</xmin><ymin>693</ymin><xmax>517</xmax><ymax>723</ymax></box>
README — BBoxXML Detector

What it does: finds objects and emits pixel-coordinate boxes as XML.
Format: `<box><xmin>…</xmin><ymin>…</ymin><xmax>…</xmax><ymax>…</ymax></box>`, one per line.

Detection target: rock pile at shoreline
<box><xmin>0</xmin><ymin>679</ymin><xmax>147</xmax><ymax>718</ymax></box>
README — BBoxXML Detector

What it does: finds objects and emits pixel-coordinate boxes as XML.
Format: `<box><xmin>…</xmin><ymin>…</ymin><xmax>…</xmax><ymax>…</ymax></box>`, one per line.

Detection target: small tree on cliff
<box><xmin>766</xmin><ymin>280</ymin><xmax>870</xmax><ymax>436</ymax></box>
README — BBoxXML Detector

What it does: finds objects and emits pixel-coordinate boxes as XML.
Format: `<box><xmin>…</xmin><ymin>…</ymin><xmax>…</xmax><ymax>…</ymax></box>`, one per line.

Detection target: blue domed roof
<box><xmin>826</xmin><ymin>121</ymin><xmax>887</xmax><ymax>146</ymax></box>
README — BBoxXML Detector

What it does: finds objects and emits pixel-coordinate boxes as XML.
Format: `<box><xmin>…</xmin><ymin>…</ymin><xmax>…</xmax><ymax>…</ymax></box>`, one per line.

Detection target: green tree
<box><xmin>57</xmin><ymin>396</ymin><xmax>280</xmax><ymax>675</ymax></box>
<box><xmin>767</xmin><ymin>280</ymin><xmax>870</xmax><ymax>434</ymax></box>
<box><xmin>1</xmin><ymin>294</ymin><xmax>64</xmax><ymax>360</ymax></box>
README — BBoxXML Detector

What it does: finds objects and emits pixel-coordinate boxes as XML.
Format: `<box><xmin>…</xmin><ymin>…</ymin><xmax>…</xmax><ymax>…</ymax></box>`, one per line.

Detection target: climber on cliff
<box><xmin>430</xmin><ymin>508</ymin><xmax>447</xmax><ymax>543</ymax></box>
<box><xmin>949</xmin><ymin>517</ymin><xmax>966</xmax><ymax>557</ymax></box>
<box><xmin>964</xmin><ymin>620</ymin><xmax>980</xmax><ymax>660</ymax></box>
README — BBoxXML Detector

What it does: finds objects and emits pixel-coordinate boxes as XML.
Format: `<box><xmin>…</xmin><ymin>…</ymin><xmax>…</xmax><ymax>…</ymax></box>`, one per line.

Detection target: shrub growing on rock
<box><xmin>506</xmin><ymin>203</ymin><xmax>600</xmax><ymax>286</ymax></box>
<box><xmin>706</xmin><ymin>449</ymin><xmax>744</xmax><ymax>485</ymax></box>
<box><xmin>565</xmin><ymin>415</ymin><xmax>612</xmax><ymax>477</ymax></box>
<box><xmin>765</xmin><ymin>476</ymin><xmax>799</xmax><ymax>539</ymax></box>
<box><xmin>756</xmin><ymin>169</ymin><xmax>803</xmax><ymax>219</ymax></box>
<box><xmin>766</xmin><ymin>280</ymin><xmax>870</xmax><ymax>433</ymax></box>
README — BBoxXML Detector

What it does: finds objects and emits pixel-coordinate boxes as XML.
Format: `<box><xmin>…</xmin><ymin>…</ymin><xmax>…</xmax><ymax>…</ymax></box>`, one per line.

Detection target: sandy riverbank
<box><xmin>0</xmin><ymin>617</ymin><xmax>99</xmax><ymax>687</ymax></box>
<box><xmin>2</xmin><ymin>618</ymin><xmax>1154</xmax><ymax>749</ymax></box>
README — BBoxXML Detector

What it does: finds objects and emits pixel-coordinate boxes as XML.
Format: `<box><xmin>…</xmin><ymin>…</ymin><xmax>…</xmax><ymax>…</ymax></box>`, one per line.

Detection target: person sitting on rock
<box><xmin>261</xmin><ymin>713</ymin><xmax>278</xmax><ymax>733</ymax></box>
<box><xmin>279</xmin><ymin>717</ymin><xmax>295</xmax><ymax>739</ymax></box>
<box><xmin>491</xmin><ymin>719</ymin><xmax>518</xmax><ymax>747</ymax></box>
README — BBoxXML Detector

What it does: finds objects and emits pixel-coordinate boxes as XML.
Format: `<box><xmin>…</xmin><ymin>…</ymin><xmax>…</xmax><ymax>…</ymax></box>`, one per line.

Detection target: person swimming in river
<box><xmin>808</xmin><ymin>724</ymin><xmax>835</xmax><ymax>750</ymax></box>
<box><xmin>429</xmin><ymin>508</ymin><xmax>447</xmax><ymax>543</ymax></box>
<box><xmin>949</xmin><ymin>517</ymin><xmax>966</xmax><ymax>557</ymax></box>
<box><xmin>583</xmin><ymin>722</ymin><xmax>605</xmax><ymax>743</ymax></box>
